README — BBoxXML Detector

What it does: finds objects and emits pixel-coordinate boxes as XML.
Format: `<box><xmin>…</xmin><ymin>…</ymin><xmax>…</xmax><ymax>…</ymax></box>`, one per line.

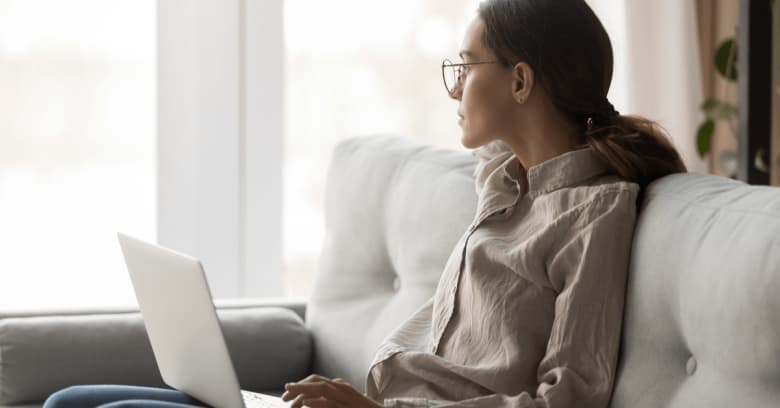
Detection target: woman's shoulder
<box><xmin>542</xmin><ymin>175</ymin><xmax>640</xmax><ymax>226</ymax></box>
<box><xmin>583</xmin><ymin>174</ymin><xmax>640</xmax><ymax>197</ymax></box>
<box><xmin>546</xmin><ymin>173</ymin><xmax>638</xmax><ymax>202</ymax></box>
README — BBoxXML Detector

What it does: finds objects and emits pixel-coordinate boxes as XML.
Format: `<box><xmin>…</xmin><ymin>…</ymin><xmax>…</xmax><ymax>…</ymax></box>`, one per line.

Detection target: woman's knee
<box><xmin>43</xmin><ymin>385</ymin><xmax>94</xmax><ymax>408</ymax></box>
<box><xmin>43</xmin><ymin>384</ymin><xmax>203</xmax><ymax>408</ymax></box>
<box><xmin>99</xmin><ymin>400</ymin><xmax>202</xmax><ymax>408</ymax></box>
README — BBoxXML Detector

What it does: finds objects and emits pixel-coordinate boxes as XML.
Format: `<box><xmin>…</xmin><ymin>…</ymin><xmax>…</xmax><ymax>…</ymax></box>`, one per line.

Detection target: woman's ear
<box><xmin>512</xmin><ymin>62</ymin><xmax>534</xmax><ymax>104</ymax></box>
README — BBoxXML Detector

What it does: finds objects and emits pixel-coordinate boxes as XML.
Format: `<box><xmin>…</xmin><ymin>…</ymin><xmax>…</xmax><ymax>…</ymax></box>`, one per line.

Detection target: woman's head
<box><xmin>478</xmin><ymin>0</ymin><xmax>615</xmax><ymax>124</ymax></box>
<box><xmin>452</xmin><ymin>0</ymin><xmax>686</xmax><ymax>190</ymax></box>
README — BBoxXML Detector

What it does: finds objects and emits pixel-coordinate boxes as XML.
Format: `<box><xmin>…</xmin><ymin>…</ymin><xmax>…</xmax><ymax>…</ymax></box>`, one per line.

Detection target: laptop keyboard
<box><xmin>242</xmin><ymin>391</ymin><xmax>289</xmax><ymax>408</ymax></box>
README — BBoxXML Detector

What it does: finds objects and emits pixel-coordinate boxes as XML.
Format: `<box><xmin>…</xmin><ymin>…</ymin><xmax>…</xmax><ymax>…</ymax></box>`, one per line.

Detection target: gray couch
<box><xmin>2</xmin><ymin>135</ymin><xmax>779</xmax><ymax>407</ymax></box>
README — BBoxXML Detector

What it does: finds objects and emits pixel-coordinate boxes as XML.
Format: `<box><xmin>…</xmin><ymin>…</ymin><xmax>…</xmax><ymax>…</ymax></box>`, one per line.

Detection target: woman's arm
<box><xmin>284</xmin><ymin>189</ymin><xmax>637</xmax><ymax>408</ymax></box>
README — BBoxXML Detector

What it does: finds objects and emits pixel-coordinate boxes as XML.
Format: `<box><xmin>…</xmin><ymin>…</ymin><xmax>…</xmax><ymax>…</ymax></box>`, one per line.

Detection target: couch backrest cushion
<box><xmin>611</xmin><ymin>172</ymin><xmax>780</xmax><ymax>407</ymax></box>
<box><xmin>307</xmin><ymin>136</ymin><xmax>477</xmax><ymax>387</ymax></box>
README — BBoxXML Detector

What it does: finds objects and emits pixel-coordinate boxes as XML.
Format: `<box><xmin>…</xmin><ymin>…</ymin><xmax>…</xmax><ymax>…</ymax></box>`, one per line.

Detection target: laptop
<box><xmin>117</xmin><ymin>232</ymin><xmax>290</xmax><ymax>408</ymax></box>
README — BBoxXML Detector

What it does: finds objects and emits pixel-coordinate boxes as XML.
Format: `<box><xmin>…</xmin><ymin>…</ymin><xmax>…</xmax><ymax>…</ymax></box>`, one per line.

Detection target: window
<box><xmin>0</xmin><ymin>0</ymin><xmax>156</xmax><ymax>309</ymax></box>
<box><xmin>283</xmin><ymin>0</ymin><xmax>482</xmax><ymax>296</ymax></box>
<box><xmin>1</xmin><ymin>0</ymin><xmax>674</xmax><ymax>308</ymax></box>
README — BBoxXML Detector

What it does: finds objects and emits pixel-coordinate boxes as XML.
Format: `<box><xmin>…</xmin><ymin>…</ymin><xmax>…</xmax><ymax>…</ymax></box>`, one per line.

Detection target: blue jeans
<box><xmin>43</xmin><ymin>385</ymin><xmax>210</xmax><ymax>408</ymax></box>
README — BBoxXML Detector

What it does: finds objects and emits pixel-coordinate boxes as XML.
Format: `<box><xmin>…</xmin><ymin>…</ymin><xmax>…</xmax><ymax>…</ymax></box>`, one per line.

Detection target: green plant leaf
<box><xmin>715</xmin><ymin>38</ymin><xmax>738</xmax><ymax>81</ymax></box>
<box><xmin>700</xmin><ymin>98</ymin><xmax>738</xmax><ymax>119</ymax></box>
<box><xmin>696</xmin><ymin>119</ymin><xmax>715</xmax><ymax>158</ymax></box>
<box><xmin>755</xmin><ymin>148</ymin><xmax>769</xmax><ymax>173</ymax></box>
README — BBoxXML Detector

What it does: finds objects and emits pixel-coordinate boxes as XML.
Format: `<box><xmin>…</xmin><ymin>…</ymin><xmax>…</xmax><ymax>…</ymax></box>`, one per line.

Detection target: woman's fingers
<box><xmin>300</xmin><ymin>374</ymin><xmax>333</xmax><ymax>383</ymax></box>
<box><xmin>302</xmin><ymin>397</ymin><xmax>341</xmax><ymax>408</ymax></box>
<box><xmin>289</xmin><ymin>393</ymin><xmax>306</xmax><ymax>408</ymax></box>
<box><xmin>282</xmin><ymin>374</ymin><xmax>336</xmax><ymax>399</ymax></box>
<box><xmin>283</xmin><ymin>381</ymin><xmax>348</xmax><ymax>405</ymax></box>
<box><xmin>282</xmin><ymin>380</ymin><xmax>381</xmax><ymax>408</ymax></box>
<box><xmin>281</xmin><ymin>375</ymin><xmax>373</xmax><ymax>407</ymax></box>
<box><xmin>282</xmin><ymin>375</ymin><xmax>331</xmax><ymax>402</ymax></box>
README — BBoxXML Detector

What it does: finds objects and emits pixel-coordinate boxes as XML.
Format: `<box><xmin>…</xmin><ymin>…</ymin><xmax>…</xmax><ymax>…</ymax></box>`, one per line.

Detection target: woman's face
<box><xmin>450</xmin><ymin>18</ymin><xmax>516</xmax><ymax>149</ymax></box>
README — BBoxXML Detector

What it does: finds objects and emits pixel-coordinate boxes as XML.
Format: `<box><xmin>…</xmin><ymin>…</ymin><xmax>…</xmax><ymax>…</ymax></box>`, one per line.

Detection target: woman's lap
<box><xmin>43</xmin><ymin>384</ymin><xmax>209</xmax><ymax>408</ymax></box>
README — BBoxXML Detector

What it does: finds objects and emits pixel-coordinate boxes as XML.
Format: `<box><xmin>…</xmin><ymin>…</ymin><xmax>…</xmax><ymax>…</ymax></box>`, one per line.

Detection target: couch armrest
<box><xmin>0</xmin><ymin>303</ymin><xmax>311</xmax><ymax>406</ymax></box>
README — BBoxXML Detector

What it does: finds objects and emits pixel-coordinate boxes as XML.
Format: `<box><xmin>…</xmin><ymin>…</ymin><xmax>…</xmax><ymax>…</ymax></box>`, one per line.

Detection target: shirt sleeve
<box><xmin>380</xmin><ymin>188</ymin><xmax>639</xmax><ymax>408</ymax></box>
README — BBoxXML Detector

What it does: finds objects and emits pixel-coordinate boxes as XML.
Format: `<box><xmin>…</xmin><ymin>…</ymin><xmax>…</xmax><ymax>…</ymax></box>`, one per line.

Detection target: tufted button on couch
<box><xmin>2</xmin><ymin>135</ymin><xmax>779</xmax><ymax>407</ymax></box>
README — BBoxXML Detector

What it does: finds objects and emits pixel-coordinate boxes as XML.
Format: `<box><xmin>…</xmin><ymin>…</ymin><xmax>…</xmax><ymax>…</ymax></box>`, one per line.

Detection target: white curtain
<box><xmin>587</xmin><ymin>0</ymin><xmax>707</xmax><ymax>173</ymax></box>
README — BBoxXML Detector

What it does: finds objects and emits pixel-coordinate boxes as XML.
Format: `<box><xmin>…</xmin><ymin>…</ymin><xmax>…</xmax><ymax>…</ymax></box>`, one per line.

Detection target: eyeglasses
<box><xmin>441</xmin><ymin>58</ymin><xmax>499</xmax><ymax>94</ymax></box>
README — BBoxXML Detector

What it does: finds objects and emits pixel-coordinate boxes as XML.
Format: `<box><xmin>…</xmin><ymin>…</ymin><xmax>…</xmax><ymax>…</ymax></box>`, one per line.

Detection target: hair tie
<box><xmin>586</xmin><ymin>99</ymin><xmax>619</xmax><ymax>131</ymax></box>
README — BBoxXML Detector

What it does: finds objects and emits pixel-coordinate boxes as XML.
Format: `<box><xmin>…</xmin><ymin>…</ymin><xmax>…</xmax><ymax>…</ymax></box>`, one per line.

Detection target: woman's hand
<box><xmin>281</xmin><ymin>374</ymin><xmax>383</xmax><ymax>408</ymax></box>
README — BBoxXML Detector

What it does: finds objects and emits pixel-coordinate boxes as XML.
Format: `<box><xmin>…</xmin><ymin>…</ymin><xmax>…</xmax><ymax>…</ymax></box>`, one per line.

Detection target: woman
<box><xmin>44</xmin><ymin>0</ymin><xmax>686</xmax><ymax>407</ymax></box>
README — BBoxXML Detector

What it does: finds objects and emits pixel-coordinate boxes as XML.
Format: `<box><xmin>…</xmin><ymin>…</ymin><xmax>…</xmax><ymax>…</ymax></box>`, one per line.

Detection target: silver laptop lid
<box><xmin>117</xmin><ymin>232</ymin><xmax>245</xmax><ymax>408</ymax></box>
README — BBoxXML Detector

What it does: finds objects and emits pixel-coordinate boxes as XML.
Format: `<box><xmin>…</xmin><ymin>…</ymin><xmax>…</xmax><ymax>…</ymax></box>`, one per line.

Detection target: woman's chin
<box><xmin>460</xmin><ymin>133</ymin><xmax>482</xmax><ymax>149</ymax></box>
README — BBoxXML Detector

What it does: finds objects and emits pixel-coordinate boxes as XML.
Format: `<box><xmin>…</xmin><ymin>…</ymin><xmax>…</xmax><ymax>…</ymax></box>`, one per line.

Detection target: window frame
<box><xmin>157</xmin><ymin>0</ymin><xmax>283</xmax><ymax>298</ymax></box>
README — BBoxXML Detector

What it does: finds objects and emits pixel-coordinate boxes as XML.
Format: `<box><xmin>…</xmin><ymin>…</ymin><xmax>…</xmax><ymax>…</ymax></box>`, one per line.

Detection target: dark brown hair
<box><xmin>477</xmin><ymin>0</ymin><xmax>687</xmax><ymax>191</ymax></box>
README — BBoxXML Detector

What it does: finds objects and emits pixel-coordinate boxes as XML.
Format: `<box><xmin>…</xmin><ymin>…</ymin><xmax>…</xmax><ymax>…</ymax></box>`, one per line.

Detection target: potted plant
<box><xmin>696</xmin><ymin>0</ymin><xmax>774</xmax><ymax>177</ymax></box>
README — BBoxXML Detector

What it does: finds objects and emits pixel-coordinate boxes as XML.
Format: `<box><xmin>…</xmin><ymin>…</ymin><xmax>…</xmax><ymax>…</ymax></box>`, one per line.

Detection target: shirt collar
<box><xmin>503</xmin><ymin>146</ymin><xmax>612</xmax><ymax>199</ymax></box>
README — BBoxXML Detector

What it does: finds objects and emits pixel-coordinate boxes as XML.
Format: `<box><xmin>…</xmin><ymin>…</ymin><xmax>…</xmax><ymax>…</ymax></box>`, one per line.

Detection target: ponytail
<box><xmin>583</xmin><ymin>115</ymin><xmax>687</xmax><ymax>191</ymax></box>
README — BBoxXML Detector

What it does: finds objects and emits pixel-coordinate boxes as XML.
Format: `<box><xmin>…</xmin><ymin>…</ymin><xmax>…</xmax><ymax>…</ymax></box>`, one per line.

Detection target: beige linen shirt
<box><xmin>365</xmin><ymin>142</ymin><xmax>640</xmax><ymax>408</ymax></box>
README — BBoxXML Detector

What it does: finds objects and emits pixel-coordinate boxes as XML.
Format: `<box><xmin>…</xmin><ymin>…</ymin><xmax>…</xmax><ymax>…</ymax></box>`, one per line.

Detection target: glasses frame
<box><xmin>441</xmin><ymin>58</ymin><xmax>499</xmax><ymax>94</ymax></box>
